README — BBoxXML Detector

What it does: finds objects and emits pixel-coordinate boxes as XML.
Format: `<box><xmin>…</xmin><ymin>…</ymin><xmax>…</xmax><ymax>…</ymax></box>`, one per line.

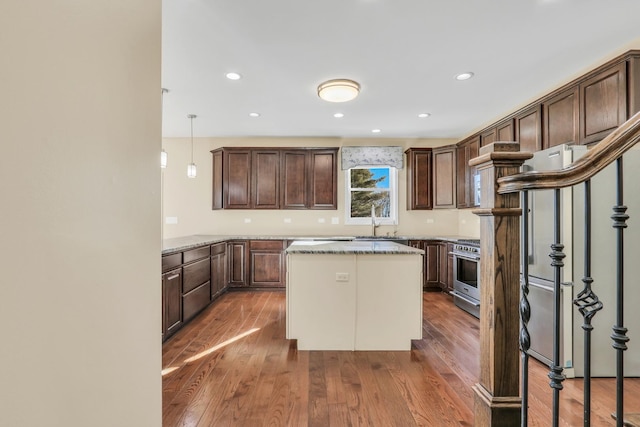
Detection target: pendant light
<box><xmin>161</xmin><ymin>88</ymin><xmax>169</xmax><ymax>168</ymax></box>
<box><xmin>187</xmin><ymin>114</ymin><xmax>197</xmax><ymax>178</ymax></box>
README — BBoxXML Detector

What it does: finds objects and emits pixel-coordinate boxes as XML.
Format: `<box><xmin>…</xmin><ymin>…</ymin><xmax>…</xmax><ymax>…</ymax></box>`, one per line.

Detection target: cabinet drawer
<box><xmin>162</xmin><ymin>253</ymin><xmax>182</xmax><ymax>272</ymax></box>
<box><xmin>183</xmin><ymin>257</ymin><xmax>210</xmax><ymax>293</ymax></box>
<box><xmin>211</xmin><ymin>242</ymin><xmax>226</xmax><ymax>256</ymax></box>
<box><xmin>250</xmin><ymin>240</ymin><xmax>284</xmax><ymax>251</ymax></box>
<box><xmin>183</xmin><ymin>245</ymin><xmax>210</xmax><ymax>264</ymax></box>
<box><xmin>182</xmin><ymin>281</ymin><xmax>211</xmax><ymax>321</ymax></box>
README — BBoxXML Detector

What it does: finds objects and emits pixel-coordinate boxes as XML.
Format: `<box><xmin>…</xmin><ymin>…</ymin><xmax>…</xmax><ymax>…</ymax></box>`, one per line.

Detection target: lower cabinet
<box><xmin>438</xmin><ymin>242</ymin><xmax>454</xmax><ymax>293</ymax></box>
<box><xmin>162</xmin><ymin>267</ymin><xmax>182</xmax><ymax>340</ymax></box>
<box><xmin>182</xmin><ymin>281</ymin><xmax>210</xmax><ymax>322</ymax></box>
<box><xmin>249</xmin><ymin>240</ymin><xmax>286</xmax><ymax>288</ymax></box>
<box><xmin>211</xmin><ymin>242</ymin><xmax>227</xmax><ymax>298</ymax></box>
<box><xmin>228</xmin><ymin>240</ymin><xmax>249</xmax><ymax>288</ymax></box>
<box><xmin>409</xmin><ymin>240</ymin><xmax>441</xmax><ymax>291</ymax></box>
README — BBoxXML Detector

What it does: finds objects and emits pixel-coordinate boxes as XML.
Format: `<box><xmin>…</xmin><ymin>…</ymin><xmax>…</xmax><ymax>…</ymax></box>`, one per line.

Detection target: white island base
<box><xmin>286</xmin><ymin>241</ymin><xmax>423</xmax><ymax>351</ymax></box>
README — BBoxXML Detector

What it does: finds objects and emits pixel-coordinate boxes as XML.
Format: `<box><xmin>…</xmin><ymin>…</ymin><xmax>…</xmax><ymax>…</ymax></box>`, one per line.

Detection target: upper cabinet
<box><xmin>212</xmin><ymin>147</ymin><xmax>338</xmax><ymax>210</ymax></box>
<box><xmin>515</xmin><ymin>105</ymin><xmax>542</xmax><ymax>153</ymax></box>
<box><xmin>432</xmin><ymin>146</ymin><xmax>456</xmax><ymax>209</ymax></box>
<box><xmin>461</xmin><ymin>50</ymin><xmax>640</xmax><ymax>153</ymax></box>
<box><xmin>405</xmin><ymin>148</ymin><xmax>433</xmax><ymax>210</ymax></box>
<box><xmin>579</xmin><ymin>62</ymin><xmax>627</xmax><ymax>145</ymax></box>
<box><xmin>456</xmin><ymin>136</ymin><xmax>479</xmax><ymax>209</ymax></box>
<box><xmin>542</xmin><ymin>86</ymin><xmax>579</xmax><ymax>149</ymax></box>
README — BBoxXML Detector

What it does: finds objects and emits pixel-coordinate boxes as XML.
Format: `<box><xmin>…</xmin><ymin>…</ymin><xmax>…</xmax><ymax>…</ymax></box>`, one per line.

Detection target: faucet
<box><xmin>371</xmin><ymin>205</ymin><xmax>379</xmax><ymax>237</ymax></box>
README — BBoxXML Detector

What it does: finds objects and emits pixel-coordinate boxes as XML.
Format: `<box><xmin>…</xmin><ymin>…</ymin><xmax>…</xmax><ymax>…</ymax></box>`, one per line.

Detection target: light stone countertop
<box><xmin>285</xmin><ymin>240</ymin><xmax>425</xmax><ymax>255</ymax></box>
<box><xmin>162</xmin><ymin>234</ymin><xmax>478</xmax><ymax>255</ymax></box>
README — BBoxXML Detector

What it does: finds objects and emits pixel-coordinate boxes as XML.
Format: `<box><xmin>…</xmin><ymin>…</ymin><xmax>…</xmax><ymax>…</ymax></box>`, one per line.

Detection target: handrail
<box><xmin>488</xmin><ymin>111</ymin><xmax>640</xmax><ymax>194</ymax></box>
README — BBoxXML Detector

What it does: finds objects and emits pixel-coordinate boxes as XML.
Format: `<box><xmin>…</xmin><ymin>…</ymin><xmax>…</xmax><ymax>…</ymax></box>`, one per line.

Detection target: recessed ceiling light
<box><xmin>248</xmin><ymin>112</ymin><xmax>260</xmax><ymax>117</ymax></box>
<box><xmin>371</xmin><ymin>129</ymin><xmax>381</xmax><ymax>134</ymax></box>
<box><xmin>418</xmin><ymin>113</ymin><xmax>431</xmax><ymax>118</ymax></box>
<box><xmin>455</xmin><ymin>72</ymin><xmax>474</xmax><ymax>81</ymax></box>
<box><xmin>333</xmin><ymin>112</ymin><xmax>344</xmax><ymax>118</ymax></box>
<box><xmin>226</xmin><ymin>72</ymin><xmax>242</xmax><ymax>80</ymax></box>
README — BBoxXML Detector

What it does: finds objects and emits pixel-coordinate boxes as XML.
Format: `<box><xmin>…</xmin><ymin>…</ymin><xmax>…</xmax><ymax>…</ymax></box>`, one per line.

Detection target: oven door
<box><xmin>453</xmin><ymin>252</ymin><xmax>480</xmax><ymax>302</ymax></box>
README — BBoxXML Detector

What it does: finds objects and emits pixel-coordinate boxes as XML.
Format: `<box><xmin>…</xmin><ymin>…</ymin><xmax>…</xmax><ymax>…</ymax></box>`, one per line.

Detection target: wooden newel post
<box><xmin>470</xmin><ymin>142</ymin><xmax>532</xmax><ymax>427</ymax></box>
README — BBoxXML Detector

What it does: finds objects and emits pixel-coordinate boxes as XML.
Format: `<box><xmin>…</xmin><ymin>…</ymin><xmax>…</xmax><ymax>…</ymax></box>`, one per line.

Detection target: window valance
<box><xmin>340</xmin><ymin>146</ymin><xmax>404</xmax><ymax>170</ymax></box>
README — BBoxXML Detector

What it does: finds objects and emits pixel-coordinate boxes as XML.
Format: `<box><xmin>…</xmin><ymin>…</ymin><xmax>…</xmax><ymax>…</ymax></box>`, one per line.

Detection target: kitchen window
<box><xmin>345</xmin><ymin>166</ymin><xmax>398</xmax><ymax>225</ymax></box>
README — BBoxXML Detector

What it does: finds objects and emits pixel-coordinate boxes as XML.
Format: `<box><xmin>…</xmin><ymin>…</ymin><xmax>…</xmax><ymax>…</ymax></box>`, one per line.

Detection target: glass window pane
<box><xmin>350</xmin><ymin>167</ymin><xmax>389</xmax><ymax>189</ymax></box>
<box><xmin>350</xmin><ymin>190</ymin><xmax>390</xmax><ymax>218</ymax></box>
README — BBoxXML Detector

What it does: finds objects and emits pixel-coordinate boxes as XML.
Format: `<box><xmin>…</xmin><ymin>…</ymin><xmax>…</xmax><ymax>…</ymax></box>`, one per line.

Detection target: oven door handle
<box><xmin>451</xmin><ymin>291</ymin><xmax>481</xmax><ymax>307</ymax></box>
<box><xmin>451</xmin><ymin>253</ymin><xmax>480</xmax><ymax>261</ymax></box>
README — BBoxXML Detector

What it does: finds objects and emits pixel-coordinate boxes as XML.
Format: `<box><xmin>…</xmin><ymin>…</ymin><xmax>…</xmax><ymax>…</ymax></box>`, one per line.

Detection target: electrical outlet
<box><xmin>318</xmin><ymin>218</ymin><xmax>325</xmax><ymax>223</ymax></box>
<box><xmin>426</xmin><ymin>219</ymin><xmax>434</xmax><ymax>224</ymax></box>
<box><xmin>284</xmin><ymin>218</ymin><xmax>292</xmax><ymax>223</ymax></box>
<box><xmin>331</xmin><ymin>217</ymin><xmax>339</xmax><ymax>225</ymax></box>
<box><xmin>244</xmin><ymin>218</ymin><xmax>252</xmax><ymax>223</ymax></box>
<box><xmin>165</xmin><ymin>216</ymin><xmax>178</xmax><ymax>224</ymax></box>
<box><xmin>335</xmin><ymin>272</ymin><xmax>349</xmax><ymax>282</ymax></box>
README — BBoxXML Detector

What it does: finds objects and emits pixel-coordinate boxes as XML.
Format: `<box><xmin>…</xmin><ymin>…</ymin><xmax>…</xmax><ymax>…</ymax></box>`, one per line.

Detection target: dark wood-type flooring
<box><xmin>162</xmin><ymin>291</ymin><xmax>640</xmax><ymax>426</ymax></box>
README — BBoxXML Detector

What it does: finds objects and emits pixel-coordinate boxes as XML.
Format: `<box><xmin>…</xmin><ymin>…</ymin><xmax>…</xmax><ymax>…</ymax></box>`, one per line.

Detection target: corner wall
<box><xmin>0</xmin><ymin>2</ymin><xmax>161</xmax><ymax>426</ymax></box>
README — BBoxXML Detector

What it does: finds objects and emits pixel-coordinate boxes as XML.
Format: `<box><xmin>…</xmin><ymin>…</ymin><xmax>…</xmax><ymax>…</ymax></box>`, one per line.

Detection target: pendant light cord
<box><xmin>189</xmin><ymin>114</ymin><xmax>196</xmax><ymax>163</ymax></box>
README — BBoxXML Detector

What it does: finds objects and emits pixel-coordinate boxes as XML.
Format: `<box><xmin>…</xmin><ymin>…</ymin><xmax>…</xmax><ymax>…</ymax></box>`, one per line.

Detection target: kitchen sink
<box><xmin>352</xmin><ymin>236</ymin><xmax>409</xmax><ymax>245</ymax></box>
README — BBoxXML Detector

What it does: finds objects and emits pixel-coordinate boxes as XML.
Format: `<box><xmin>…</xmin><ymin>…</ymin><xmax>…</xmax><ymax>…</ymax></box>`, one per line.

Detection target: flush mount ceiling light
<box><xmin>226</xmin><ymin>72</ymin><xmax>241</xmax><ymax>80</ymax></box>
<box><xmin>248</xmin><ymin>112</ymin><xmax>260</xmax><ymax>117</ymax></box>
<box><xmin>187</xmin><ymin>114</ymin><xmax>197</xmax><ymax>179</ymax></box>
<box><xmin>455</xmin><ymin>72</ymin><xmax>475</xmax><ymax>81</ymax></box>
<box><xmin>333</xmin><ymin>112</ymin><xmax>344</xmax><ymax>118</ymax></box>
<box><xmin>317</xmin><ymin>79</ymin><xmax>360</xmax><ymax>103</ymax></box>
<box><xmin>371</xmin><ymin>129</ymin><xmax>381</xmax><ymax>134</ymax></box>
<box><xmin>417</xmin><ymin>113</ymin><xmax>431</xmax><ymax>118</ymax></box>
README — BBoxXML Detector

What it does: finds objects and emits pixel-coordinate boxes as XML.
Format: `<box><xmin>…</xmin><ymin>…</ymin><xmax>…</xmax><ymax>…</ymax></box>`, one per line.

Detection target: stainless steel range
<box><xmin>451</xmin><ymin>240</ymin><xmax>480</xmax><ymax>318</ymax></box>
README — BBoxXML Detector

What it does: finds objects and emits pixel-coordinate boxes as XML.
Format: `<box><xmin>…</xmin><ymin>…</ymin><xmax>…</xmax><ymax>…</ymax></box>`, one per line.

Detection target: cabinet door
<box><xmin>224</xmin><ymin>150</ymin><xmax>252</xmax><ymax>208</ymax></box>
<box><xmin>210</xmin><ymin>243</ymin><xmax>227</xmax><ymax>298</ymax></box>
<box><xmin>579</xmin><ymin>62</ymin><xmax>627</xmax><ymax>145</ymax></box>
<box><xmin>249</xmin><ymin>240</ymin><xmax>285</xmax><ymax>287</ymax></box>
<box><xmin>432</xmin><ymin>147</ymin><xmax>456</xmax><ymax>208</ymax></box>
<box><xmin>467</xmin><ymin>137</ymin><xmax>480</xmax><ymax>208</ymax></box>
<box><xmin>424</xmin><ymin>242</ymin><xmax>440</xmax><ymax>289</ymax></box>
<box><xmin>438</xmin><ymin>243</ymin><xmax>448</xmax><ymax>291</ymax></box>
<box><xmin>496</xmin><ymin>119</ymin><xmax>515</xmax><ymax>142</ymax></box>
<box><xmin>162</xmin><ymin>268</ymin><xmax>182</xmax><ymax>340</ymax></box>
<box><xmin>281</xmin><ymin>150</ymin><xmax>308</xmax><ymax>209</ymax></box>
<box><xmin>228</xmin><ymin>241</ymin><xmax>248</xmax><ymax>287</ymax></box>
<box><xmin>308</xmin><ymin>149</ymin><xmax>338</xmax><ymax>209</ymax></box>
<box><xmin>405</xmin><ymin>148</ymin><xmax>433</xmax><ymax>210</ymax></box>
<box><xmin>480</xmin><ymin>129</ymin><xmax>496</xmax><ymax>147</ymax></box>
<box><xmin>456</xmin><ymin>144</ymin><xmax>468</xmax><ymax>209</ymax></box>
<box><xmin>252</xmin><ymin>150</ymin><xmax>280</xmax><ymax>209</ymax></box>
<box><xmin>543</xmin><ymin>86</ymin><xmax>579</xmax><ymax>149</ymax></box>
<box><xmin>212</xmin><ymin>150</ymin><xmax>224</xmax><ymax>209</ymax></box>
<box><xmin>515</xmin><ymin>106</ymin><xmax>542</xmax><ymax>153</ymax></box>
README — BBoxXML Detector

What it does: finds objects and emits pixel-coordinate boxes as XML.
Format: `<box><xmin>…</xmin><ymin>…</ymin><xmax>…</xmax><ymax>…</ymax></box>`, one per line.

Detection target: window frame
<box><xmin>344</xmin><ymin>165</ymin><xmax>398</xmax><ymax>226</ymax></box>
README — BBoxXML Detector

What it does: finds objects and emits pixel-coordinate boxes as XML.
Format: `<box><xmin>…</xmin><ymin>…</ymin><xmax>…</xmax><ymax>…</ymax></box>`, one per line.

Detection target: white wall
<box><xmin>0</xmin><ymin>2</ymin><xmax>161</xmax><ymax>426</ymax></box>
<box><xmin>161</xmin><ymin>136</ymin><xmax>481</xmax><ymax>239</ymax></box>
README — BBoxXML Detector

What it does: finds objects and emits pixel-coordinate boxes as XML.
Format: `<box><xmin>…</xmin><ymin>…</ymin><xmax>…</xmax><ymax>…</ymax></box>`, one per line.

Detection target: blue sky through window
<box><xmin>370</xmin><ymin>168</ymin><xmax>389</xmax><ymax>188</ymax></box>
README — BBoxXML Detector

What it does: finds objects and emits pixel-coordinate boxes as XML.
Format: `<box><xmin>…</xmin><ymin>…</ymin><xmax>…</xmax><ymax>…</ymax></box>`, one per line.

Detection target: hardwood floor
<box><xmin>162</xmin><ymin>291</ymin><xmax>640</xmax><ymax>426</ymax></box>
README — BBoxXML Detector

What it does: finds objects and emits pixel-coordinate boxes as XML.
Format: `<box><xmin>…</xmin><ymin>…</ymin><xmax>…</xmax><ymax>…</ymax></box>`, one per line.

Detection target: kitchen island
<box><xmin>285</xmin><ymin>240</ymin><xmax>424</xmax><ymax>351</ymax></box>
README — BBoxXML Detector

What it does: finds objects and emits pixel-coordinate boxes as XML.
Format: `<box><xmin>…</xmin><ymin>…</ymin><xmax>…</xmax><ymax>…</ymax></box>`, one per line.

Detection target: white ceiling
<box><xmin>161</xmin><ymin>0</ymin><xmax>640</xmax><ymax>140</ymax></box>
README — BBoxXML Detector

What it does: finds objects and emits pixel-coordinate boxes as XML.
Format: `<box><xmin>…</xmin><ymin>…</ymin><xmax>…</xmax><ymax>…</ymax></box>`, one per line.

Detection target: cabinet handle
<box><xmin>167</xmin><ymin>274</ymin><xmax>180</xmax><ymax>280</ymax></box>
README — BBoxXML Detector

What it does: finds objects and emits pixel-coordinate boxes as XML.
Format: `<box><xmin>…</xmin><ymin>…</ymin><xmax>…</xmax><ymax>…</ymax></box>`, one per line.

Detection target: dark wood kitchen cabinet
<box><xmin>432</xmin><ymin>146</ymin><xmax>456</xmax><ymax>209</ymax></box>
<box><xmin>210</xmin><ymin>242</ymin><xmax>227</xmax><ymax>298</ymax></box>
<box><xmin>405</xmin><ymin>148</ymin><xmax>433</xmax><ymax>210</ymax></box>
<box><xmin>249</xmin><ymin>240</ymin><xmax>286</xmax><ymax>288</ymax></box>
<box><xmin>212</xmin><ymin>147</ymin><xmax>338</xmax><ymax>210</ymax></box>
<box><xmin>252</xmin><ymin>150</ymin><xmax>280</xmax><ymax>209</ymax></box>
<box><xmin>542</xmin><ymin>86</ymin><xmax>579</xmax><ymax>149</ymax></box>
<box><xmin>438</xmin><ymin>242</ymin><xmax>453</xmax><ymax>293</ymax></box>
<box><xmin>456</xmin><ymin>136</ymin><xmax>479</xmax><ymax>209</ymax></box>
<box><xmin>281</xmin><ymin>148</ymin><xmax>338</xmax><ymax>209</ymax></box>
<box><xmin>409</xmin><ymin>240</ymin><xmax>440</xmax><ymax>291</ymax></box>
<box><xmin>515</xmin><ymin>105</ymin><xmax>542</xmax><ymax>153</ymax></box>
<box><xmin>579</xmin><ymin>62</ymin><xmax>627</xmax><ymax>145</ymax></box>
<box><xmin>228</xmin><ymin>240</ymin><xmax>249</xmax><ymax>288</ymax></box>
<box><xmin>182</xmin><ymin>246</ymin><xmax>211</xmax><ymax>322</ymax></box>
<box><xmin>162</xmin><ymin>265</ymin><xmax>182</xmax><ymax>341</ymax></box>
